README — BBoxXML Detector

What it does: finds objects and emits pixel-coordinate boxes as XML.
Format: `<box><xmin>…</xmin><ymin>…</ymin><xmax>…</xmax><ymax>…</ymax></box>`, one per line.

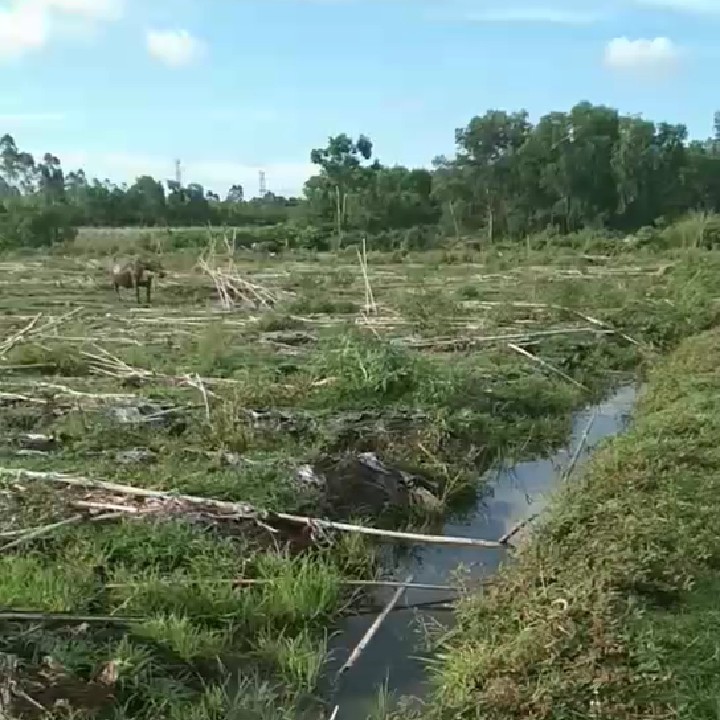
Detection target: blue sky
<box><xmin>0</xmin><ymin>0</ymin><xmax>718</xmax><ymax>197</ymax></box>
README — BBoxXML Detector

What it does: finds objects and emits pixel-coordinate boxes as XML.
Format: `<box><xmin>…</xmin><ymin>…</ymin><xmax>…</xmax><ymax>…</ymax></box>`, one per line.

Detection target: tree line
<box><xmin>3</xmin><ymin>101</ymin><xmax>720</xmax><ymax>250</ymax></box>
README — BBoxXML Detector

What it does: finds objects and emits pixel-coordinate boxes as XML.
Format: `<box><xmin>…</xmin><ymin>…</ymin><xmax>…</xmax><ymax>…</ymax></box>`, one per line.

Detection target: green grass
<box><xmin>420</xmin><ymin>327</ymin><xmax>720</xmax><ymax>720</ymax></box>
<box><xmin>0</xmin><ymin>517</ymin><xmax>366</xmax><ymax>718</ymax></box>
<box><xmin>3</xmin><ymin>234</ymin><xmax>720</xmax><ymax>717</ymax></box>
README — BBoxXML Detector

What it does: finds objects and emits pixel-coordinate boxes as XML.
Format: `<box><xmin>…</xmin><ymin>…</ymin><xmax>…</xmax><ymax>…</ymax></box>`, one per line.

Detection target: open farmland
<box><xmin>1</xmin><ymin>237</ymin><xmax>720</xmax><ymax>719</ymax></box>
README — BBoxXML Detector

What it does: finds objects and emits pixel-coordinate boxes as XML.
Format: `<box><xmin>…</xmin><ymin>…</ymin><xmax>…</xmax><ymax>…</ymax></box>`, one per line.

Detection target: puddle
<box><xmin>324</xmin><ymin>384</ymin><xmax>637</xmax><ymax>718</ymax></box>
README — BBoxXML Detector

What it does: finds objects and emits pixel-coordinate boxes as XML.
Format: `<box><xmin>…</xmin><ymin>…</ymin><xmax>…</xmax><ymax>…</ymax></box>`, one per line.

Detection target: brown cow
<box><xmin>112</xmin><ymin>257</ymin><xmax>166</xmax><ymax>304</ymax></box>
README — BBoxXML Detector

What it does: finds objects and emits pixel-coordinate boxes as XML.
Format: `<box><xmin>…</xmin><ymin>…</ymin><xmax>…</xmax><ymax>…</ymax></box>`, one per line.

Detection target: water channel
<box><xmin>325</xmin><ymin>384</ymin><xmax>637</xmax><ymax>718</ymax></box>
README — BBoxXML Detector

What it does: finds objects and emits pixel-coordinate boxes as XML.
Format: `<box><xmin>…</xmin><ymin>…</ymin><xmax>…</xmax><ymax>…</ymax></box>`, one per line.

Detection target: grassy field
<box><xmin>1</xmin><ymin>235</ymin><xmax>720</xmax><ymax>718</ymax></box>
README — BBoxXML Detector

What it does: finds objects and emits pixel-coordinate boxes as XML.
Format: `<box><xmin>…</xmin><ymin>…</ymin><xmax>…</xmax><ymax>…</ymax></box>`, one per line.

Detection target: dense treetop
<box><xmin>2</xmin><ymin>101</ymin><xmax>720</xmax><ymax>249</ymax></box>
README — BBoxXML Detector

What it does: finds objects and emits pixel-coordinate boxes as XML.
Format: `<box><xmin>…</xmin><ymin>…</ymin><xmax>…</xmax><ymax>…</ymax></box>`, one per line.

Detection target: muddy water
<box><xmin>325</xmin><ymin>384</ymin><xmax>637</xmax><ymax>718</ymax></box>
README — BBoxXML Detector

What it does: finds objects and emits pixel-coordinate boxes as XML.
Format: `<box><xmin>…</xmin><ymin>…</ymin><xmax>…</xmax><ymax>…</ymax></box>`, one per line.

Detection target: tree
<box><xmin>454</xmin><ymin>110</ymin><xmax>532</xmax><ymax>240</ymax></box>
<box><xmin>307</xmin><ymin>134</ymin><xmax>377</xmax><ymax>246</ymax></box>
<box><xmin>127</xmin><ymin>175</ymin><xmax>166</xmax><ymax>225</ymax></box>
<box><xmin>0</xmin><ymin>134</ymin><xmax>35</xmax><ymax>194</ymax></box>
<box><xmin>611</xmin><ymin>115</ymin><xmax>658</xmax><ymax>227</ymax></box>
<box><xmin>3</xmin><ymin>100</ymin><xmax>720</xmax><ymax>249</ymax></box>
<box><xmin>37</xmin><ymin>152</ymin><xmax>65</xmax><ymax>204</ymax></box>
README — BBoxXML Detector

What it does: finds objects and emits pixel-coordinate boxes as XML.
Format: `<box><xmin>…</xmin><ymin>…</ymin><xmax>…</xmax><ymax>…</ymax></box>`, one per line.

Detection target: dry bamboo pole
<box><xmin>0</xmin><ymin>469</ymin><xmax>503</xmax><ymax>549</ymax></box>
<box><xmin>0</xmin><ymin>515</ymin><xmax>84</xmax><ymax>553</ymax></box>
<box><xmin>337</xmin><ymin>574</ymin><xmax>413</xmax><ymax>678</ymax></box>
<box><xmin>495</xmin><ymin>409</ymin><xmax>600</xmax><ymax>546</ymax></box>
<box><xmin>0</xmin><ymin>612</ymin><xmax>140</xmax><ymax>624</ymax></box>
<box><xmin>508</xmin><ymin>343</ymin><xmax>588</xmax><ymax>390</ymax></box>
<box><xmin>0</xmin><ymin>512</ymin><xmax>127</xmax><ymax>552</ymax></box>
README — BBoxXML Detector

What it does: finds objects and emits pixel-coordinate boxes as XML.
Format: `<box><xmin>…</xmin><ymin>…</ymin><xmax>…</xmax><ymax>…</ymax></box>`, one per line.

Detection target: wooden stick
<box><xmin>407</xmin><ymin>326</ymin><xmax>612</xmax><ymax>350</ymax></box>
<box><xmin>0</xmin><ymin>511</ymin><xmax>125</xmax><ymax>547</ymax></box>
<box><xmin>0</xmin><ymin>469</ymin><xmax>504</xmax><ymax>549</ymax></box>
<box><xmin>188</xmin><ymin>373</ymin><xmax>211</xmax><ymax>421</ymax></box>
<box><xmin>497</xmin><ymin>513</ymin><xmax>539</xmax><ymax>545</ymax></box>
<box><xmin>351</xmin><ymin>597</ymin><xmax>459</xmax><ymax>616</ymax></box>
<box><xmin>0</xmin><ymin>363</ymin><xmax>57</xmax><ymax>372</ymax></box>
<box><xmin>0</xmin><ymin>313</ymin><xmax>42</xmax><ymax>356</ymax></box>
<box><xmin>337</xmin><ymin>574</ymin><xmax>413</xmax><ymax>678</ymax></box>
<box><xmin>495</xmin><ymin>409</ymin><xmax>600</xmax><ymax>547</ymax></box>
<box><xmin>464</xmin><ymin>300</ymin><xmax>641</xmax><ymax>347</ymax></box>
<box><xmin>11</xmin><ymin>687</ymin><xmax>47</xmax><ymax>713</ymax></box>
<box><xmin>562</xmin><ymin>307</ymin><xmax>641</xmax><ymax>347</ymax></box>
<box><xmin>73</xmin><ymin>500</ymin><xmax>141</xmax><ymax>514</ymax></box>
<box><xmin>6</xmin><ymin>381</ymin><xmax>137</xmax><ymax>401</ymax></box>
<box><xmin>0</xmin><ymin>393</ymin><xmax>47</xmax><ymax>405</ymax></box>
<box><xmin>0</xmin><ymin>612</ymin><xmax>140</xmax><ymax>624</ymax></box>
<box><xmin>562</xmin><ymin>409</ymin><xmax>599</xmax><ymax>481</ymax></box>
<box><xmin>274</xmin><ymin>513</ymin><xmax>504</xmax><ymax>549</ymax></box>
<box><xmin>0</xmin><ymin>515</ymin><xmax>84</xmax><ymax>553</ymax></box>
<box><xmin>74</xmin><ymin>500</ymin><xmax>502</xmax><ymax>549</ymax></box>
<box><xmin>507</xmin><ymin>343</ymin><xmax>588</xmax><ymax>390</ymax></box>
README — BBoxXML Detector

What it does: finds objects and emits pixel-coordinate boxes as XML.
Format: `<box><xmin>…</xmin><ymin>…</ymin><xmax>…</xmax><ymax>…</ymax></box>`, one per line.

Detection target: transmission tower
<box><xmin>258</xmin><ymin>170</ymin><xmax>267</xmax><ymax>196</ymax></box>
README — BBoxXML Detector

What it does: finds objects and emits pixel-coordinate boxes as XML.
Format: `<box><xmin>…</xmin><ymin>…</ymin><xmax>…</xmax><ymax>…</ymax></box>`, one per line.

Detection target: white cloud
<box><xmin>0</xmin><ymin>2</ymin><xmax>50</xmax><ymax>60</ymax></box>
<box><xmin>603</xmin><ymin>36</ymin><xmax>682</xmax><ymax>75</ymax></box>
<box><xmin>56</xmin><ymin>150</ymin><xmax>314</xmax><ymax>197</ymax></box>
<box><xmin>146</xmin><ymin>29</ymin><xmax>204</xmax><ymax>67</ymax></box>
<box><xmin>0</xmin><ymin>0</ymin><xmax>122</xmax><ymax>61</ymax></box>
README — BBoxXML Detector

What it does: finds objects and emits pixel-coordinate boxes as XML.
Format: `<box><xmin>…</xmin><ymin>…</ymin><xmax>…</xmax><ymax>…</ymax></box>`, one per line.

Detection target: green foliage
<box><xmin>0</xmin><ymin>200</ymin><xmax>79</xmax><ymax>248</ymax></box>
<box><xmin>5</xmin><ymin>101</ymin><xmax>720</xmax><ymax>249</ymax></box>
<box><xmin>311</xmin><ymin>330</ymin><xmax>430</xmax><ymax>406</ymax></box>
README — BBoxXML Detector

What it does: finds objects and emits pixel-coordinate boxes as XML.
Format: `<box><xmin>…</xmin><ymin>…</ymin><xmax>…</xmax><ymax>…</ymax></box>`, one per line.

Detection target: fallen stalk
<box><xmin>0</xmin><ymin>512</ymin><xmax>130</xmax><ymax>551</ymax></box>
<box><xmin>407</xmin><ymin>325</ymin><xmax>612</xmax><ymax>350</ymax></box>
<box><xmin>351</xmin><ymin>597</ymin><xmax>459</xmax><ymax>616</ymax></box>
<box><xmin>494</xmin><ymin>409</ymin><xmax>601</xmax><ymax>546</ymax></box>
<box><xmin>497</xmin><ymin>513</ymin><xmax>539</xmax><ymax>546</ymax></box>
<box><xmin>0</xmin><ymin>515</ymin><xmax>84</xmax><ymax>553</ymax></box>
<box><xmin>0</xmin><ymin>612</ymin><xmax>141</xmax><ymax>625</ymax></box>
<box><xmin>0</xmin><ymin>468</ymin><xmax>504</xmax><ymax>549</ymax></box>
<box><xmin>562</xmin><ymin>409</ymin><xmax>599</xmax><ymax>480</ymax></box>
<box><xmin>337</xmin><ymin>574</ymin><xmax>413</xmax><ymax>678</ymax></box>
<box><xmin>508</xmin><ymin>343</ymin><xmax>588</xmax><ymax>390</ymax></box>
<box><xmin>0</xmin><ymin>314</ymin><xmax>42</xmax><ymax>357</ymax></box>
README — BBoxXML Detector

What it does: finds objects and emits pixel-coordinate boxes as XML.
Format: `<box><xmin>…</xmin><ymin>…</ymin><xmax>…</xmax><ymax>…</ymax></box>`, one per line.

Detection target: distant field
<box><xmin>74</xmin><ymin>225</ymin><xmax>255</xmax><ymax>251</ymax></box>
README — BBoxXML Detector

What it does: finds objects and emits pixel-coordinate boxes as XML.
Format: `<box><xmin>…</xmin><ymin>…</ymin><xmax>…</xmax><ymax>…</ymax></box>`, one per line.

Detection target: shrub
<box><xmin>0</xmin><ymin>201</ymin><xmax>79</xmax><ymax>249</ymax></box>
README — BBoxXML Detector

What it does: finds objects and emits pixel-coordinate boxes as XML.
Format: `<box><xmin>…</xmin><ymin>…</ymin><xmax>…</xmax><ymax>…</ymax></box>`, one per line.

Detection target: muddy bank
<box><xmin>325</xmin><ymin>384</ymin><xmax>636</xmax><ymax>718</ymax></box>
